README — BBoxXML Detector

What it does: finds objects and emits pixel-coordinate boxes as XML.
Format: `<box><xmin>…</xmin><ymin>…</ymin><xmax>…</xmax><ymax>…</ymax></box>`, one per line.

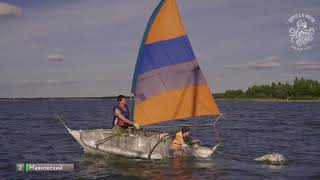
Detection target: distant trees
<box><xmin>223</xmin><ymin>89</ymin><xmax>244</xmax><ymax>99</ymax></box>
<box><xmin>222</xmin><ymin>78</ymin><xmax>320</xmax><ymax>100</ymax></box>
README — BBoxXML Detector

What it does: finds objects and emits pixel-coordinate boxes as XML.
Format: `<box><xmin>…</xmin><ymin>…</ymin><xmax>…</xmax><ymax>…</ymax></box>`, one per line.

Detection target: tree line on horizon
<box><xmin>220</xmin><ymin>78</ymin><xmax>320</xmax><ymax>100</ymax></box>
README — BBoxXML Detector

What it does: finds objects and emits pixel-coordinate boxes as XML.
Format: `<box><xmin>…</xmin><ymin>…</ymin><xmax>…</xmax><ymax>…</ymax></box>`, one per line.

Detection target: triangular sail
<box><xmin>131</xmin><ymin>0</ymin><xmax>220</xmax><ymax>126</ymax></box>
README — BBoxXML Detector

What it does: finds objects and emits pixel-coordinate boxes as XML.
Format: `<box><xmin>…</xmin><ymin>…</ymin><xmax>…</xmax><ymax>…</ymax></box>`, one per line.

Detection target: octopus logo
<box><xmin>288</xmin><ymin>13</ymin><xmax>316</xmax><ymax>51</ymax></box>
<box><xmin>288</xmin><ymin>13</ymin><xmax>315</xmax><ymax>51</ymax></box>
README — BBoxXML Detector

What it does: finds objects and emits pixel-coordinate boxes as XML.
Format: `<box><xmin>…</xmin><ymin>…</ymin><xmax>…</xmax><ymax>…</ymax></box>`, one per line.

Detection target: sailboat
<box><xmin>62</xmin><ymin>0</ymin><xmax>221</xmax><ymax>160</ymax></box>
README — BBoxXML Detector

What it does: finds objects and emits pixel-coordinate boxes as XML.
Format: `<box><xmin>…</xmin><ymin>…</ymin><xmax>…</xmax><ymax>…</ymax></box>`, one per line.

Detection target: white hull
<box><xmin>68</xmin><ymin>128</ymin><xmax>218</xmax><ymax>160</ymax></box>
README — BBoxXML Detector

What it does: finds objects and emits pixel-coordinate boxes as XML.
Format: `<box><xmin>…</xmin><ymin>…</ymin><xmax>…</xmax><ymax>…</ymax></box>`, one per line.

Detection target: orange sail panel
<box><xmin>131</xmin><ymin>0</ymin><xmax>220</xmax><ymax>126</ymax></box>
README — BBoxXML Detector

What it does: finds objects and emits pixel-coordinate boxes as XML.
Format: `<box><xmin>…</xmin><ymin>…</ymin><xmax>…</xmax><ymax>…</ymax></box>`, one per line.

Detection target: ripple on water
<box><xmin>0</xmin><ymin>100</ymin><xmax>319</xmax><ymax>179</ymax></box>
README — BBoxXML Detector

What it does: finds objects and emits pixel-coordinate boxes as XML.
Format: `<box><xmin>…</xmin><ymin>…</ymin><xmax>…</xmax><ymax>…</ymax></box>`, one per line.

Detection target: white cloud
<box><xmin>278</xmin><ymin>73</ymin><xmax>302</xmax><ymax>82</ymax></box>
<box><xmin>48</xmin><ymin>53</ymin><xmax>63</xmax><ymax>62</ymax></box>
<box><xmin>224</xmin><ymin>56</ymin><xmax>280</xmax><ymax>70</ymax></box>
<box><xmin>20</xmin><ymin>79</ymin><xmax>80</xmax><ymax>87</ymax></box>
<box><xmin>248</xmin><ymin>56</ymin><xmax>280</xmax><ymax>69</ymax></box>
<box><xmin>295</xmin><ymin>61</ymin><xmax>318</xmax><ymax>66</ymax></box>
<box><xmin>0</xmin><ymin>2</ymin><xmax>22</xmax><ymax>17</ymax></box>
<box><xmin>19</xmin><ymin>78</ymin><xmax>123</xmax><ymax>88</ymax></box>
<box><xmin>21</xmin><ymin>80</ymin><xmax>30</xmax><ymax>84</ymax></box>
<box><xmin>295</xmin><ymin>60</ymin><xmax>320</xmax><ymax>71</ymax></box>
<box><xmin>287</xmin><ymin>73</ymin><xmax>301</xmax><ymax>78</ymax></box>
<box><xmin>224</xmin><ymin>64</ymin><xmax>247</xmax><ymax>69</ymax></box>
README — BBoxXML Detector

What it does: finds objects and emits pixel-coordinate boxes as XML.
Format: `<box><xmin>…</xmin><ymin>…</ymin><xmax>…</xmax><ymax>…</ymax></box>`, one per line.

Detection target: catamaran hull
<box><xmin>69</xmin><ymin>129</ymin><xmax>164</xmax><ymax>159</ymax></box>
<box><xmin>68</xmin><ymin>128</ymin><xmax>217</xmax><ymax>160</ymax></box>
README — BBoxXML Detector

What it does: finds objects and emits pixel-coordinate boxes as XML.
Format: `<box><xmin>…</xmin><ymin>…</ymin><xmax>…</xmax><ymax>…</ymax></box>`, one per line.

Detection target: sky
<box><xmin>0</xmin><ymin>0</ymin><xmax>319</xmax><ymax>98</ymax></box>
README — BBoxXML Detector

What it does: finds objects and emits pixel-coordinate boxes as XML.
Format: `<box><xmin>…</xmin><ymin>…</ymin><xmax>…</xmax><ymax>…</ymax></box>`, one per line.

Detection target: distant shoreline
<box><xmin>215</xmin><ymin>98</ymin><xmax>320</xmax><ymax>102</ymax></box>
<box><xmin>2</xmin><ymin>78</ymin><xmax>319</xmax><ymax>102</ymax></box>
<box><xmin>220</xmin><ymin>78</ymin><xmax>320</xmax><ymax>101</ymax></box>
<box><xmin>0</xmin><ymin>97</ymin><xmax>117</xmax><ymax>100</ymax></box>
<box><xmin>1</xmin><ymin>96</ymin><xmax>319</xmax><ymax>102</ymax></box>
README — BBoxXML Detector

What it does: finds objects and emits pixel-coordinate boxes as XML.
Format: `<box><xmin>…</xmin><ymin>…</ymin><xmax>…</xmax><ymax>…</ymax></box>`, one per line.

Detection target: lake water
<box><xmin>0</xmin><ymin>99</ymin><xmax>319</xmax><ymax>179</ymax></box>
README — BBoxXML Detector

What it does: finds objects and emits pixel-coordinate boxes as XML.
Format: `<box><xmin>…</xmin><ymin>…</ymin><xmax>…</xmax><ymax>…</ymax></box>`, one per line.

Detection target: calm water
<box><xmin>0</xmin><ymin>99</ymin><xmax>319</xmax><ymax>179</ymax></box>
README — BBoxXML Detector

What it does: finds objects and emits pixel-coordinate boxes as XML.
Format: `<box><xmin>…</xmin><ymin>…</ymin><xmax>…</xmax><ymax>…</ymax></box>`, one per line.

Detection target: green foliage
<box><xmin>224</xmin><ymin>89</ymin><xmax>244</xmax><ymax>99</ymax></box>
<box><xmin>222</xmin><ymin>78</ymin><xmax>320</xmax><ymax>100</ymax></box>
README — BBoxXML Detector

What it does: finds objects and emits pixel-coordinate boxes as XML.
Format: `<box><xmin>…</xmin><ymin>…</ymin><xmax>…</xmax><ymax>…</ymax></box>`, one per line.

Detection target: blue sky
<box><xmin>0</xmin><ymin>0</ymin><xmax>319</xmax><ymax>98</ymax></box>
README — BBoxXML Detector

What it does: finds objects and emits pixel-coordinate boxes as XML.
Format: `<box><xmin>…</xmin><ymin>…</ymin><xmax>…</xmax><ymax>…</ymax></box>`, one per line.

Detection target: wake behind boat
<box><xmin>61</xmin><ymin>0</ymin><xmax>221</xmax><ymax>160</ymax></box>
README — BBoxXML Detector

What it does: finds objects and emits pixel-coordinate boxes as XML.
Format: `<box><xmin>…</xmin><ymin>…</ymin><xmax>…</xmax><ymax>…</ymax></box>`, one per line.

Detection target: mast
<box><xmin>130</xmin><ymin>0</ymin><xmax>165</xmax><ymax>120</ymax></box>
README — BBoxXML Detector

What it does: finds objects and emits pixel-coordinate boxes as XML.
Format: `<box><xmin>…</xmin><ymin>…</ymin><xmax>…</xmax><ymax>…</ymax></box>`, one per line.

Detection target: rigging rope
<box><xmin>55</xmin><ymin>114</ymin><xmax>70</xmax><ymax>130</ymax></box>
<box><xmin>213</xmin><ymin>113</ymin><xmax>223</xmax><ymax>142</ymax></box>
<box><xmin>94</xmin><ymin>132</ymin><xmax>126</xmax><ymax>148</ymax></box>
<box><xmin>212</xmin><ymin>113</ymin><xmax>243</xmax><ymax>161</ymax></box>
<box><xmin>147</xmin><ymin>134</ymin><xmax>173</xmax><ymax>159</ymax></box>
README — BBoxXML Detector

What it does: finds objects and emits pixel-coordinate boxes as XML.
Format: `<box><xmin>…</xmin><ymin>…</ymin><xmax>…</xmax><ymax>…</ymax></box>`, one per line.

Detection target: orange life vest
<box><xmin>172</xmin><ymin>131</ymin><xmax>184</xmax><ymax>146</ymax></box>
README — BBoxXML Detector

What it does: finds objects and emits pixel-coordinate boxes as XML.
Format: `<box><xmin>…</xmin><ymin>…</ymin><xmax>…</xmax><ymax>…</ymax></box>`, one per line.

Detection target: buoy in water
<box><xmin>254</xmin><ymin>153</ymin><xmax>287</xmax><ymax>165</ymax></box>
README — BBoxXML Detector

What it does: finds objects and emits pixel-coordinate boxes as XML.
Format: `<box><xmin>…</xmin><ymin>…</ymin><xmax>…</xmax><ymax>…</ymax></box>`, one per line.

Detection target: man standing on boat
<box><xmin>112</xmin><ymin>95</ymin><xmax>139</xmax><ymax>134</ymax></box>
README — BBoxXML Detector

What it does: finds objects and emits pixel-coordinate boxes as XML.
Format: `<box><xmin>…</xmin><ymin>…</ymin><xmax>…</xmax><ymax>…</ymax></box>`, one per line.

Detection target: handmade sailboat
<box><xmin>62</xmin><ymin>0</ymin><xmax>221</xmax><ymax>159</ymax></box>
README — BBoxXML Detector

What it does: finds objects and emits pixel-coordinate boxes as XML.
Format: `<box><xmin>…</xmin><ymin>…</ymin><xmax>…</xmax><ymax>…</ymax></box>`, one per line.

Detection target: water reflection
<box><xmin>76</xmin><ymin>154</ymin><xmax>223</xmax><ymax>179</ymax></box>
<box><xmin>2</xmin><ymin>100</ymin><xmax>319</xmax><ymax>179</ymax></box>
<box><xmin>260</xmin><ymin>164</ymin><xmax>286</xmax><ymax>170</ymax></box>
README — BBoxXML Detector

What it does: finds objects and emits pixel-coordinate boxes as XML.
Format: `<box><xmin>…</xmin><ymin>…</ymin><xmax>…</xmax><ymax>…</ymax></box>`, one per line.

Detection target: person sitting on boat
<box><xmin>170</xmin><ymin>126</ymin><xmax>194</xmax><ymax>152</ymax></box>
<box><xmin>112</xmin><ymin>95</ymin><xmax>139</xmax><ymax>134</ymax></box>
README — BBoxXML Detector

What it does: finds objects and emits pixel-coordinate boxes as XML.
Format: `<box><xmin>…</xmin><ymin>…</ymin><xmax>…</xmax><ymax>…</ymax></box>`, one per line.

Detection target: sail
<box><xmin>131</xmin><ymin>0</ymin><xmax>220</xmax><ymax>126</ymax></box>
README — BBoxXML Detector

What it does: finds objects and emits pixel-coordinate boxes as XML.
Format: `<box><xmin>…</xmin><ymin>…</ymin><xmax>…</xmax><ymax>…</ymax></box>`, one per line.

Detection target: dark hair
<box><xmin>117</xmin><ymin>95</ymin><xmax>126</xmax><ymax>102</ymax></box>
<box><xmin>182</xmin><ymin>126</ymin><xmax>190</xmax><ymax>133</ymax></box>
